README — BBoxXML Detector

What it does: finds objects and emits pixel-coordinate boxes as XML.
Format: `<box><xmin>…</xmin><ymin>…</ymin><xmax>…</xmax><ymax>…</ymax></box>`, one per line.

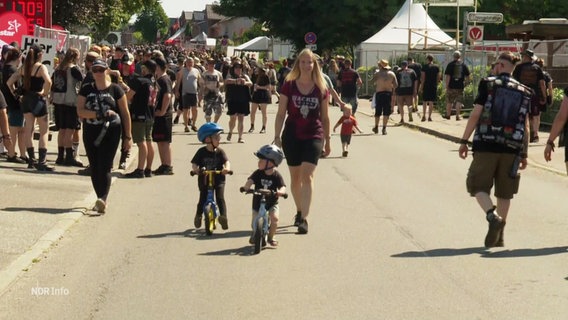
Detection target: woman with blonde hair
<box><xmin>274</xmin><ymin>48</ymin><xmax>331</xmax><ymax>234</ymax></box>
<box><xmin>7</xmin><ymin>44</ymin><xmax>53</xmax><ymax>171</ymax></box>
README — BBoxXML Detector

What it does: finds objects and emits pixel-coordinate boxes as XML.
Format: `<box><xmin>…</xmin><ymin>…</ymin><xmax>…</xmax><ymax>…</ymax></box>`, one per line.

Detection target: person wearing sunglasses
<box><xmin>77</xmin><ymin>59</ymin><xmax>132</xmax><ymax>215</ymax></box>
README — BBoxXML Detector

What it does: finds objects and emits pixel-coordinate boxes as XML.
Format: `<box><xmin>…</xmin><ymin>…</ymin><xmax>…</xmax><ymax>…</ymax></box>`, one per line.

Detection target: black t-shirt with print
<box><xmin>191</xmin><ymin>147</ymin><xmax>229</xmax><ymax>188</ymax></box>
<box><xmin>129</xmin><ymin>74</ymin><xmax>154</xmax><ymax>121</ymax></box>
<box><xmin>445</xmin><ymin>60</ymin><xmax>470</xmax><ymax>90</ymax></box>
<box><xmin>247</xmin><ymin>169</ymin><xmax>286</xmax><ymax>211</ymax></box>
<box><xmin>78</xmin><ymin>82</ymin><xmax>125</xmax><ymax>126</ymax></box>
<box><xmin>155</xmin><ymin>74</ymin><xmax>173</xmax><ymax>115</ymax></box>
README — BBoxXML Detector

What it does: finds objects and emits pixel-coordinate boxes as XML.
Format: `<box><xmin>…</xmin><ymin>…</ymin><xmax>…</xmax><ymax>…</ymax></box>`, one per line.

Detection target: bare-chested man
<box><xmin>372</xmin><ymin>59</ymin><xmax>398</xmax><ymax>135</ymax></box>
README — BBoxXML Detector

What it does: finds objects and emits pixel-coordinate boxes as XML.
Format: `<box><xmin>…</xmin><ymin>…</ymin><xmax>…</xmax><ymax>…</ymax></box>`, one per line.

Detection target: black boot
<box><xmin>26</xmin><ymin>147</ymin><xmax>36</xmax><ymax>169</ymax></box>
<box><xmin>36</xmin><ymin>148</ymin><xmax>54</xmax><ymax>171</ymax></box>
<box><xmin>65</xmin><ymin>148</ymin><xmax>83</xmax><ymax>167</ymax></box>
<box><xmin>56</xmin><ymin>146</ymin><xmax>65</xmax><ymax>165</ymax></box>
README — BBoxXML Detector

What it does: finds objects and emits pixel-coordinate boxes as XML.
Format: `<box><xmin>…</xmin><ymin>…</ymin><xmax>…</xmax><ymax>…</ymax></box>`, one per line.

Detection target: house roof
<box><xmin>205</xmin><ymin>4</ymin><xmax>225</xmax><ymax>21</ymax></box>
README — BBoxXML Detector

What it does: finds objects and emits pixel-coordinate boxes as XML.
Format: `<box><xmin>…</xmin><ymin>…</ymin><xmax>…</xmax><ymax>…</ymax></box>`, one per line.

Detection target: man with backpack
<box><xmin>51</xmin><ymin>48</ymin><xmax>84</xmax><ymax>167</ymax></box>
<box><xmin>444</xmin><ymin>51</ymin><xmax>471</xmax><ymax>120</ymax></box>
<box><xmin>458</xmin><ymin>52</ymin><xmax>531</xmax><ymax>248</ymax></box>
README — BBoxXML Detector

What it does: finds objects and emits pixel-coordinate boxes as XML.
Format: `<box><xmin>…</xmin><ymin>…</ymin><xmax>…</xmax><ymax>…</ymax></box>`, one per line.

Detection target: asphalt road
<box><xmin>1</xmin><ymin>104</ymin><xmax>567</xmax><ymax>319</ymax></box>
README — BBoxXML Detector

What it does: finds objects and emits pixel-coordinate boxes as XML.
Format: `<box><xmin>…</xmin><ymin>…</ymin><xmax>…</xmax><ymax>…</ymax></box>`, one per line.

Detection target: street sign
<box><xmin>305</xmin><ymin>44</ymin><xmax>317</xmax><ymax>51</ymax></box>
<box><xmin>304</xmin><ymin>32</ymin><xmax>317</xmax><ymax>44</ymax></box>
<box><xmin>468</xmin><ymin>26</ymin><xmax>484</xmax><ymax>42</ymax></box>
<box><xmin>467</xmin><ymin>12</ymin><xmax>503</xmax><ymax>24</ymax></box>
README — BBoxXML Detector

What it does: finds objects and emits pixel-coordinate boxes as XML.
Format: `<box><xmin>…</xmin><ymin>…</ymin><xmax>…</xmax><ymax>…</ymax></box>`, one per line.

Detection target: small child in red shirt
<box><xmin>333</xmin><ymin>106</ymin><xmax>362</xmax><ymax>157</ymax></box>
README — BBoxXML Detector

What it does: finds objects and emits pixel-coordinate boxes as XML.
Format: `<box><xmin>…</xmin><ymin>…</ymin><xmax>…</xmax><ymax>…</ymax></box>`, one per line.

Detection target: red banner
<box><xmin>0</xmin><ymin>12</ymin><xmax>29</xmax><ymax>46</ymax></box>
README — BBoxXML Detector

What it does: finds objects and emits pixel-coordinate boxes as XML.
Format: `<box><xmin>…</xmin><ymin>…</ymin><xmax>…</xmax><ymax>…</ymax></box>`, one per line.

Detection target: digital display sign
<box><xmin>0</xmin><ymin>0</ymin><xmax>51</xmax><ymax>35</ymax></box>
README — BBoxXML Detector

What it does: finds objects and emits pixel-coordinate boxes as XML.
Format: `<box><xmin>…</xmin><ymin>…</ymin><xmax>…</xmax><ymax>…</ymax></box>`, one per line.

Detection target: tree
<box><xmin>52</xmin><ymin>0</ymin><xmax>158</xmax><ymax>41</ymax></box>
<box><xmin>133</xmin><ymin>3</ymin><xmax>169</xmax><ymax>43</ymax></box>
<box><xmin>215</xmin><ymin>0</ymin><xmax>400</xmax><ymax>53</ymax></box>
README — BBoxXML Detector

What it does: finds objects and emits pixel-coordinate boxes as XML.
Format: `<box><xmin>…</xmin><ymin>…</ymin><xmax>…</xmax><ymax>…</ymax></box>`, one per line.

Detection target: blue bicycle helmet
<box><xmin>197</xmin><ymin>122</ymin><xmax>223</xmax><ymax>142</ymax></box>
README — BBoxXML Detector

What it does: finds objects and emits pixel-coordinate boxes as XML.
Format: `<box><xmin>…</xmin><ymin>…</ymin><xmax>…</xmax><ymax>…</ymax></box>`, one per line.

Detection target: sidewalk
<box><xmin>0</xmin><ymin>125</ymin><xmax>131</xmax><ymax>295</ymax></box>
<box><xmin>356</xmin><ymin>98</ymin><xmax>567</xmax><ymax>176</ymax></box>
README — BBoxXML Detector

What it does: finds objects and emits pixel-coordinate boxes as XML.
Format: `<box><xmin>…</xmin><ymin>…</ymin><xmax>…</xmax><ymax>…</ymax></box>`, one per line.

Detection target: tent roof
<box><xmin>191</xmin><ymin>31</ymin><xmax>208</xmax><ymax>42</ymax></box>
<box><xmin>361</xmin><ymin>0</ymin><xmax>454</xmax><ymax>49</ymax></box>
<box><xmin>234</xmin><ymin>36</ymin><xmax>270</xmax><ymax>51</ymax></box>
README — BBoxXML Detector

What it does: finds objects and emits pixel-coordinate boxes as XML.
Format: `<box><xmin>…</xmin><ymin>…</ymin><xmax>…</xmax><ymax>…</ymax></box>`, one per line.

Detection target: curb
<box><xmin>359</xmin><ymin>108</ymin><xmax>566</xmax><ymax>176</ymax></box>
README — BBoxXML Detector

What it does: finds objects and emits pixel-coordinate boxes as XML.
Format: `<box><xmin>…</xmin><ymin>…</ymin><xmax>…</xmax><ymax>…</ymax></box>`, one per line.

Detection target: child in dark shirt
<box><xmin>241</xmin><ymin>144</ymin><xmax>287</xmax><ymax>246</ymax></box>
<box><xmin>191</xmin><ymin>123</ymin><xmax>231</xmax><ymax>230</ymax></box>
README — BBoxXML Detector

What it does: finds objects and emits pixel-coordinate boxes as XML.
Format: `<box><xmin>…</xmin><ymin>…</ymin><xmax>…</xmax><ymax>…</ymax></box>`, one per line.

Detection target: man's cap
<box><xmin>122</xmin><ymin>52</ymin><xmax>134</xmax><ymax>65</ymax></box>
<box><xmin>400</xmin><ymin>60</ymin><xmax>408</xmax><ymax>66</ymax></box>
<box><xmin>522</xmin><ymin>49</ymin><xmax>536</xmax><ymax>60</ymax></box>
<box><xmin>86</xmin><ymin>51</ymin><xmax>100</xmax><ymax>60</ymax></box>
<box><xmin>92</xmin><ymin>59</ymin><xmax>108</xmax><ymax>69</ymax></box>
<box><xmin>453</xmin><ymin>50</ymin><xmax>461</xmax><ymax>58</ymax></box>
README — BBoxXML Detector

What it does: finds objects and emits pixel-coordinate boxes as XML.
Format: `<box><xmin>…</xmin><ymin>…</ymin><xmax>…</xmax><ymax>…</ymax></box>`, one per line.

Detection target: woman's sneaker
<box><xmin>153</xmin><ymin>165</ymin><xmax>174</xmax><ymax>175</ymax></box>
<box><xmin>124</xmin><ymin>168</ymin><xmax>144</xmax><ymax>178</ymax></box>
<box><xmin>298</xmin><ymin>219</ymin><xmax>308</xmax><ymax>234</ymax></box>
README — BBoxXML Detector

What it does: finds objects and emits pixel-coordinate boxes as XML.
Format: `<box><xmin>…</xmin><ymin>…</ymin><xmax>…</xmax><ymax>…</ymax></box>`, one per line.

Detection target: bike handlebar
<box><xmin>240</xmin><ymin>187</ymin><xmax>288</xmax><ymax>199</ymax></box>
<box><xmin>190</xmin><ymin>168</ymin><xmax>234</xmax><ymax>176</ymax></box>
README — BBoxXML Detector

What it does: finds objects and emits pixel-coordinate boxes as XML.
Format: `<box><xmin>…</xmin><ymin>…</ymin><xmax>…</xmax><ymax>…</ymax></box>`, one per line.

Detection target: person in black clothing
<box><xmin>151</xmin><ymin>57</ymin><xmax>174</xmax><ymax>175</ymax></box>
<box><xmin>7</xmin><ymin>44</ymin><xmax>53</xmax><ymax>171</ymax></box>
<box><xmin>241</xmin><ymin>144</ymin><xmax>287</xmax><ymax>246</ymax></box>
<box><xmin>77</xmin><ymin>59</ymin><xmax>132</xmax><ymax>215</ymax></box>
<box><xmin>1</xmin><ymin>46</ymin><xmax>26</xmax><ymax>163</ymax></box>
<box><xmin>192</xmin><ymin>122</ymin><xmax>231</xmax><ymax>230</ymax></box>
<box><xmin>513</xmin><ymin>49</ymin><xmax>546</xmax><ymax>143</ymax></box>
<box><xmin>224</xmin><ymin>61</ymin><xmax>252</xmax><ymax>143</ymax></box>
<box><xmin>123</xmin><ymin>59</ymin><xmax>157</xmax><ymax>178</ymax></box>
<box><xmin>407</xmin><ymin>56</ymin><xmax>422</xmax><ymax>112</ymax></box>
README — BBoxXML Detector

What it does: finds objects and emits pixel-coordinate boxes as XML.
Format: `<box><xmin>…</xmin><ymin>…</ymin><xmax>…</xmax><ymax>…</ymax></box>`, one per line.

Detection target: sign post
<box><xmin>467</xmin><ymin>12</ymin><xmax>503</xmax><ymax>24</ymax></box>
<box><xmin>304</xmin><ymin>32</ymin><xmax>317</xmax><ymax>51</ymax></box>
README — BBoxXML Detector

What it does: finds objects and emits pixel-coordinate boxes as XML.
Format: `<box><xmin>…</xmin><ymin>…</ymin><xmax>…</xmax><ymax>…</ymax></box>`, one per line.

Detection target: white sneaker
<box><xmin>92</xmin><ymin>198</ymin><xmax>106</xmax><ymax>215</ymax></box>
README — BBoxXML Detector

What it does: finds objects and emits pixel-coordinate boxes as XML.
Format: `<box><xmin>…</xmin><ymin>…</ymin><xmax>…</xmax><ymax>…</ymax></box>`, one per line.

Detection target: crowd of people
<box><xmin>1</xmin><ymin>41</ymin><xmax>567</xmax><ymax>247</ymax></box>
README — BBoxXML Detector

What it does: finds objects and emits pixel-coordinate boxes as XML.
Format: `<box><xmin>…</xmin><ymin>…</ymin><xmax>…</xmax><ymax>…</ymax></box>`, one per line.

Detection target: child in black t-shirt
<box><xmin>241</xmin><ymin>144</ymin><xmax>287</xmax><ymax>246</ymax></box>
<box><xmin>192</xmin><ymin>123</ymin><xmax>231</xmax><ymax>230</ymax></box>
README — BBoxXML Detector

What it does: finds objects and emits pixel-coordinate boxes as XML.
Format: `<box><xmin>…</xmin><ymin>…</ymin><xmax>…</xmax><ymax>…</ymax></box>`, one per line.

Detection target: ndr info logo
<box><xmin>31</xmin><ymin>285</ymin><xmax>70</xmax><ymax>296</ymax></box>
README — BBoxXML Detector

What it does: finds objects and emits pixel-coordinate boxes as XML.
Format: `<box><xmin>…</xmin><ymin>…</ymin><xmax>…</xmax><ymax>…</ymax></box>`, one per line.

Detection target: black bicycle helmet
<box><xmin>197</xmin><ymin>122</ymin><xmax>223</xmax><ymax>142</ymax></box>
<box><xmin>254</xmin><ymin>144</ymin><xmax>284</xmax><ymax>166</ymax></box>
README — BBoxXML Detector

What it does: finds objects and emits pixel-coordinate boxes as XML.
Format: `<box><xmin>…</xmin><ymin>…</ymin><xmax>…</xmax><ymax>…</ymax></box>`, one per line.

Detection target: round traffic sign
<box><xmin>304</xmin><ymin>32</ymin><xmax>317</xmax><ymax>44</ymax></box>
<box><xmin>468</xmin><ymin>26</ymin><xmax>483</xmax><ymax>41</ymax></box>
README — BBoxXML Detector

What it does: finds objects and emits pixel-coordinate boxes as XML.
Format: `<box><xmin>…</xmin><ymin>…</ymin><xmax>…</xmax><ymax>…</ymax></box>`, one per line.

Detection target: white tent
<box><xmin>234</xmin><ymin>36</ymin><xmax>270</xmax><ymax>51</ymax></box>
<box><xmin>359</xmin><ymin>0</ymin><xmax>455</xmax><ymax>52</ymax></box>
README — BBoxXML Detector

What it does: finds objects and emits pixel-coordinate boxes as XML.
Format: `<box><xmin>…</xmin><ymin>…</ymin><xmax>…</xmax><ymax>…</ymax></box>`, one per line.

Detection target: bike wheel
<box><xmin>253</xmin><ymin>217</ymin><xmax>264</xmax><ymax>254</ymax></box>
<box><xmin>204</xmin><ymin>204</ymin><xmax>215</xmax><ymax>236</ymax></box>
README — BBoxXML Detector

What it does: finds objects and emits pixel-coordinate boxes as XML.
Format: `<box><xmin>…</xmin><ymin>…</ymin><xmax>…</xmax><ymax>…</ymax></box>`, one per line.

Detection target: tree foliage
<box><xmin>133</xmin><ymin>3</ymin><xmax>170</xmax><ymax>43</ymax></box>
<box><xmin>52</xmin><ymin>0</ymin><xmax>158</xmax><ymax>41</ymax></box>
<box><xmin>215</xmin><ymin>0</ymin><xmax>568</xmax><ymax>52</ymax></box>
<box><xmin>215</xmin><ymin>0</ymin><xmax>399</xmax><ymax>53</ymax></box>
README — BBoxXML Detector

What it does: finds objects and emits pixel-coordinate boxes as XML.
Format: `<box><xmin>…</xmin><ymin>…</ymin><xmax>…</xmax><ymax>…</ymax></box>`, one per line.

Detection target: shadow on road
<box><xmin>392</xmin><ymin>246</ymin><xmax>568</xmax><ymax>258</ymax></box>
<box><xmin>481</xmin><ymin>246</ymin><xmax>568</xmax><ymax>258</ymax></box>
<box><xmin>198</xmin><ymin>245</ymin><xmax>253</xmax><ymax>256</ymax></box>
<box><xmin>2</xmin><ymin>206</ymin><xmax>87</xmax><ymax>215</ymax></box>
<box><xmin>392</xmin><ymin>247</ymin><xmax>487</xmax><ymax>257</ymax></box>
<box><xmin>137</xmin><ymin>229</ymin><xmax>251</xmax><ymax>240</ymax></box>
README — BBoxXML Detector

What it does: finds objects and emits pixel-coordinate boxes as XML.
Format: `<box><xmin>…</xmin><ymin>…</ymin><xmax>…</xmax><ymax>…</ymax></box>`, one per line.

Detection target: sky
<box><xmin>160</xmin><ymin>0</ymin><xmax>216</xmax><ymax>18</ymax></box>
